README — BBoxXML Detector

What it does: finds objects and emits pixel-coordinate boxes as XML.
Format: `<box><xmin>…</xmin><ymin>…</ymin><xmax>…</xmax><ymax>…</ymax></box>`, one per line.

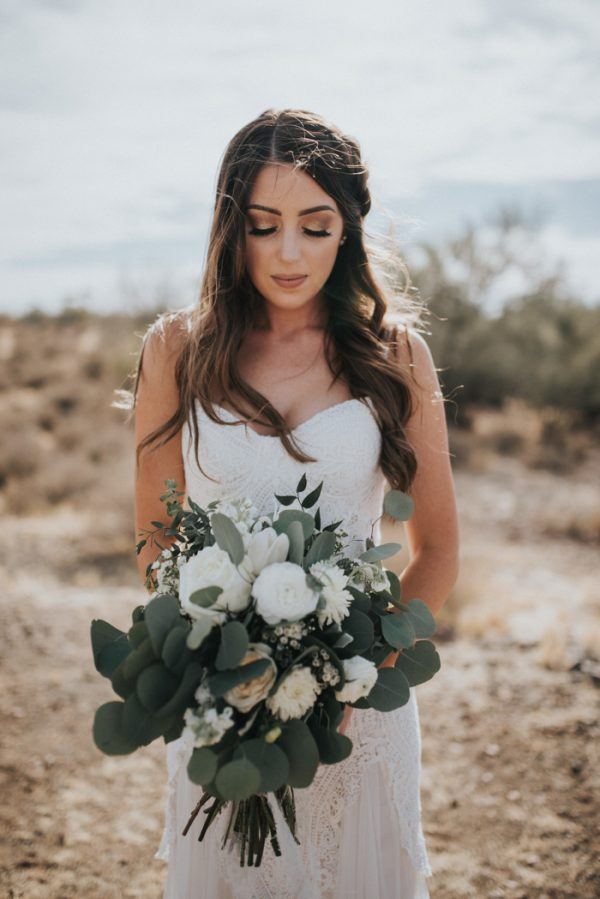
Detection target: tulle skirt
<box><xmin>158</xmin><ymin>691</ymin><xmax>432</xmax><ymax>898</ymax></box>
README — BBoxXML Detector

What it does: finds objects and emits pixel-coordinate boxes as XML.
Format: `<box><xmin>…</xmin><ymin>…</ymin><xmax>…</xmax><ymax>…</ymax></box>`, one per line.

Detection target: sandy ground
<box><xmin>1</xmin><ymin>454</ymin><xmax>599</xmax><ymax>898</ymax></box>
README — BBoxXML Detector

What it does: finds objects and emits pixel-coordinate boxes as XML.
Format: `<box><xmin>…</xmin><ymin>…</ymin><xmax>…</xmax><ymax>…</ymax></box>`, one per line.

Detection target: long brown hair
<box><xmin>124</xmin><ymin>108</ymin><xmax>429</xmax><ymax>492</ymax></box>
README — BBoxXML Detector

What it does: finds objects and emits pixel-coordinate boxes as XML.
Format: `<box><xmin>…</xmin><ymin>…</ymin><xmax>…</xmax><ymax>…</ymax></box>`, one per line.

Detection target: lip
<box><xmin>271</xmin><ymin>275</ymin><xmax>308</xmax><ymax>289</ymax></box>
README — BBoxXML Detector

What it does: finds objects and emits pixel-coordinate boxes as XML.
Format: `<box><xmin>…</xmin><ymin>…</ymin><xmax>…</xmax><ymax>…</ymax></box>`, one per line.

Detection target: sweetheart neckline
<box><xmin>205</xmin><ymin>396</ymin><xmax>372</xmax><ymax>440</ymax></box>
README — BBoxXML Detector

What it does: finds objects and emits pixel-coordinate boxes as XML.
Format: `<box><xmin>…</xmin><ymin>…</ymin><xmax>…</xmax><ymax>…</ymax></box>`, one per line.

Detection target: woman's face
<box><xmin>243</xmin><ymin>163</ymin><xmax>345</xmax><ymax>316</ymax></box>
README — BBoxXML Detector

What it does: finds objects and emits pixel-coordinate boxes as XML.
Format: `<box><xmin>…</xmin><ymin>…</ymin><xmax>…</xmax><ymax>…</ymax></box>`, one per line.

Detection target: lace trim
<box><xmin>155</xmin><ymin>692</ymin><xmax>432</xmax><ymax>894</ymax></box>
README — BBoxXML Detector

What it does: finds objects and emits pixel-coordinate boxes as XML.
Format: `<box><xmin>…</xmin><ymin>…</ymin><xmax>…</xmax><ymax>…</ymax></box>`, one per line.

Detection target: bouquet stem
<box><xmin>183</xmin><ymin>786</ymin><xmax>300</xmax><ymax>867</ymax></box>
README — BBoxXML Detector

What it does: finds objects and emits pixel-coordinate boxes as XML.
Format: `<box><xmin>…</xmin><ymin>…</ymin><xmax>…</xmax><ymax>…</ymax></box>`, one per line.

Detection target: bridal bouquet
<box><xmin>91</xmin><ymin>474</ymin><xmax>440</xmax><ymax>867</ymax></box>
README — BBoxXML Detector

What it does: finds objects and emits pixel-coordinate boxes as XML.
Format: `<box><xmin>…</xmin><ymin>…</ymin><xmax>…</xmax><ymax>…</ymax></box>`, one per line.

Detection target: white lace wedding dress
<box><xmin>155</xmin><ymin>395</ymin><xmax>433</xmax><ymax>898</ymax></box>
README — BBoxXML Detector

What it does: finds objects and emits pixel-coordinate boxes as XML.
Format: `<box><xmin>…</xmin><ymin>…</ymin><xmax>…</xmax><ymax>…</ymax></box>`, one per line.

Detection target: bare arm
<box><xmin>134</xmin><ymin>319</ymin><xmax>186</xmax><ymax>589</ymax></box>
<box><xmin>395</xmin><ymin>328</ymin><xmax>460</xmax><ymax>617</ymax></box>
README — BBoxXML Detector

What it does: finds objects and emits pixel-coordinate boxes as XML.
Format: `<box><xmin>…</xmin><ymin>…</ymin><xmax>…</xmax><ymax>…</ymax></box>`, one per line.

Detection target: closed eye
<box><xmin>248</xmin><ymin>227</ymin><xmax>332</xmax><ymax>238</ymax></box>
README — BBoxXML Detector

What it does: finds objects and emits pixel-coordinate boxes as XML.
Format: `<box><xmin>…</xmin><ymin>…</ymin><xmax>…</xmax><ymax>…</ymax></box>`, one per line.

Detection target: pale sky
<box><xmin>1</xmin><ymin>0</ymin><xmax>599</xmax><ymax>314</ymax></box>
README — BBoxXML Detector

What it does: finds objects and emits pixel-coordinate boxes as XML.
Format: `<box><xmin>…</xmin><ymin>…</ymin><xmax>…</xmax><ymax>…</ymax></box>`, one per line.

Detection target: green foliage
<box><xmin>394</xmin><ymin>640</ymin><xmax>441</xmax><ymax>686</ymax></box>
<box><xmin>215</xmin><ymin>621</ymin><xmax>249</xmax><ymax>670</ymax></box>
<box><xmin>232</xmin><ymin>739</ymin><xmax>290</xmax><ymax>792</ymax></box>
<box><xmin>277</xmin><ymin>720</ymin><xmax>320</xmax><ymax>787</ymax></box>
<box><xmin>90</xmin><ymin>620</ymin><xmax>131</xmax><ymax>678</ymax></box>
<box><xmin>367</xmin><ymin>667</ymin><xmax>411</xmax><ymax>711</ymax></box>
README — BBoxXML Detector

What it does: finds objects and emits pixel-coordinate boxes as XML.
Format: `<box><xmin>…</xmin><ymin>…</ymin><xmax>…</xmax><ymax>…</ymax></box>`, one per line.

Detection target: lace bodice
<box><xmin>182</xmin><ymin>396</ymin><xmax>389</xmax><ymax>559</ymax></box>
<box><xmin>155</xmin><ymin>395</ymin><xmax>433</xmax><ymax>896</ymax></box>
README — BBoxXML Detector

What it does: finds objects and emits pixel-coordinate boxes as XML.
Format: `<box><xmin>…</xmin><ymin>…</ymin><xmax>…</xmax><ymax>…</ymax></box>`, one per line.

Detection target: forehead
<box><xmin>248</xmin><ymin>163</ymin><xmax>340</xmax><ymax>213</ymax></box>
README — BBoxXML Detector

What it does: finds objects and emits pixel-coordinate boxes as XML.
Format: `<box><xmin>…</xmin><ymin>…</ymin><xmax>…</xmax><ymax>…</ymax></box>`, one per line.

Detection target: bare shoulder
<box><xmin>383</xmin><ymin>318</ymin><xmax>441</xmax><ymax>395</ymax></box>
<box><xmin>138</xmin><ymin>306</ymin><xmax>191</xmax><ymax>382</ymax></box>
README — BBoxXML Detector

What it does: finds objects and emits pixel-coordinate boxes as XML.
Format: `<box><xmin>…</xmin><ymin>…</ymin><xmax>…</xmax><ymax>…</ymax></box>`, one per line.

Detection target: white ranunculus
<box><xmin>334</xmin><ymin>655</ymin><xmax>379</xmax><ymax>703</ymax></box>
<box><xmin>222</xmin><ymin>643</ymin><xmax>278</xmax><ymax>713</ymax></box>
<box><xmin>309</xmin><ymin>560</ymin><xmax>353</xmax><ymax>627</ymax></box>
<box><xmin>265</xmin><ymin>666</ymin><xmax>321</xmax><ymax>721</ymax></box>
<box><xmin>178</xmin><ymin>544</ymin><xmax>251</xmax><ymax>620</ymax></box>
<box><xmin>239</xmin><ymin>526</ymin><xmax>290</xmax><ymax>580</ymax></box>
<box><xmin>252</xmin><ymin>561</ymin><xmax>319</xmax><ymax>625</ymax></box>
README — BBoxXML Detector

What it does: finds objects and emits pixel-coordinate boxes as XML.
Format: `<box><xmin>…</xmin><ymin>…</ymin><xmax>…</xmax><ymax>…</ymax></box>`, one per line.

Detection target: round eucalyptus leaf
<box><xmin>367</xmin><ymin>667</ymin><xmax>411</xmax><ymax>712</ymax></box>
<box><xmin>341</xmin><ymin>609</ymin><xmax>374</xmax><ymax>654</ymax></box>
<box><xmin>215</xmin><ymin>757</ymin><xmax>261</xmax><ymax>800</ymax></box>
<box><xmin>395</xmin><ymin>640</ymin><xmax>441</xmax><ymax>685</ymax></box>
<box><xmin>273</xmin><ymin>509</ymin><xmax>315</xmax><ymax>541</ymax></box>
<box><xmin>383</xmin><ymin>489</ymin><xmax>414</xmax><ymax>522</ymax></box>
<box><xmin>122</xmin><ymin>636</ymin><xmax>157</xmax><ymax>680</ymax></box>
<box><xmin>381</xmin><ymin>612</ymin><xmax>415</xmax><ymax>650</ymax></box>
<box><xmin>308</xmin><ymin>724</ymin><xmax>353</xmax><ymax>764</ymax></box>
<box><xmin>93</xmin><ymin>701</ymin><xmax>137</xmax><ymax>755</ymax></box>
<box><xmin>187</xmin><ymin>747</ymin><xmax>218</xmax><ymax>785</ymax></box>
<box><xmin>406</xmin><ymin>599</ymin><xmax>437</xmax><ymax>638</ymax></box>
<box><xmin>162</xmin><ymin>626</ymin><xmax>193</xmax><ymax>675</ymax></box>
<box><xmin>137</xmin><ymin>663</ymin><xmax>179</xmax><ymax>712</ymax></box>
<box><xmin>145</xmin><ymin>594</ymin><xmax>184</xmax><ymax>656</ymax></box>
<box><xmin>277</xmin><ymin>720</ymin><xmax>320</xmax><ymax>787</ymax></box>
<box><xmin>232</xmin><ymin>739</ymin><xmax>289</xmax><ymax>792</ymax></box>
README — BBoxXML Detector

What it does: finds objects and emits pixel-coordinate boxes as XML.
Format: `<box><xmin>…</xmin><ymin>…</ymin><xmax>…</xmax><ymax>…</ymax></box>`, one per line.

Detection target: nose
<box><xmin>278</xmin><ymin>228</ymin><xmax>302</xmax><ymax>262</ymax></box>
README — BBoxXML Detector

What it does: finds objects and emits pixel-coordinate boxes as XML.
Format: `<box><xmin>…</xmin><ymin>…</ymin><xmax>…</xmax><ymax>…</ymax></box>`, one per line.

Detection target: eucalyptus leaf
<box><xmin>277</xmin><ymin>720</ymin><xmax>320</xmax><ymax>788</ymax></box>
<box><xmin>383</xmin><ymin>489</ymin><xmax>414</xmax><ymax>522</ymax></box>
<box><xmin>359</xmin><ymin>542</ymin><xmax>402</xmax><ymax>563</ymax></box>
<box><xmin>208</xmin><ymin>657</ymin><xmax>271</xmax><ymax>698</ymax></box>
<box><xmin>273</xmin><ymin>509</ymin><xmax>315</xmax><ymax>541</ymax></box>
<box><xmin>93</xmin><ymin>701</ymin><xmax>137</xmax><ymax>755</ymax></box>
<box><xmin>232</xmin><ymin>739</ymin><xmax>289</xmax><ymax>792</ymax></box>
<box><xmin>304</xmin><ymin>531</ymin><xmax>337</xmax><ymax>568</ymax></box>
<box><xmin>215</xmin><ymin>620</ymin><xmax>249</xmax><ymax>671</ymax></box>
<box><xmin>187</xmin><ymin>747</ymin><xmax>218</xmax><ymax>785</ymax></box>
<box><xmin>341</xmin><ymin>608</ymin><xmax>374</xmax><ymax>654</ymax></box>
<box><xmin>381</xmin><ymin>612</ymin><xmax>416</xmax><ymax>650</ymax></box>
<box><xmin>189</xmin><ymin>586</ymin><xmax>223</xmax><ymax>608</ymax></box>
<box><xmin>210</xmin><ymin>512</ymin><xmax>245</xmax><ymax>565</ymax></box>
<box><xmin>285</xmin><ymin>520</ymin><xmax>305</xmax><ymax>565</ymax></box>
<box><xmin>186</xmin><ymin>617</ymin><xmax>215</xmax><ymax>650</ymax></box>
<box><xmin>215</xmin><ymin>758</ymin><xmax>261</xmax><ymax>800</ymax></box>
<box><xmin>367</xmin><ymin>667</ymin><xmax>411</xmax><ymax>711</ymax></box>
<box><xmin>394</xmin><ymin>640</ymin><xmax>441</xmax><ymax>686</ymax></box>
<box><xmin>145</xmin><ymin>594</ymin><xmax>184</xmax><ymax>656</ymax></box>
<box><xmin>136</xmin><ymin>663</ymin><xmax>179</xmax><ymax>713</ymax></box>
<box><xmin>406</xmin><ymin>599</ymin><xmax>437</xmax><ymax>638</ymax></box>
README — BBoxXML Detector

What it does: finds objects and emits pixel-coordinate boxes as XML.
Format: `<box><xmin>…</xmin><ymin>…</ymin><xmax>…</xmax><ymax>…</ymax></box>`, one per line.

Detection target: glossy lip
<box><xmin>271</xmin><ymin>275</ymin><xmax>307</xmax><ymax>288</ymax></box>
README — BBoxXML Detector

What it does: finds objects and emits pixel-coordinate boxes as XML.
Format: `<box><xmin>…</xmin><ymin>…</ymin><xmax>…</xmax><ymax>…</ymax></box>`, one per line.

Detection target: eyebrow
<box><xmin>244</xmin><ymin>204</ymin><xmax>336</xmax><ymax>216</ymax></box>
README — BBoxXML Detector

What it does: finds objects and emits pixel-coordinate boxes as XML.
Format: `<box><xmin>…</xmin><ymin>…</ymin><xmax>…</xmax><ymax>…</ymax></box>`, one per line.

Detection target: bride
<box><xmin>132</xmin><ymin>108</ymin><xmax>459</xmax><ymax>898</ymax></box>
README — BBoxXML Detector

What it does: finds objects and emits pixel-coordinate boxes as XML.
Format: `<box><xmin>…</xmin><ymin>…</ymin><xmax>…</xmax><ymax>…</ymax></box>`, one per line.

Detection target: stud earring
<box><xmin>340</xmin><ymin>235</ymin><xmax>347</xmax><ymax>245</ymax></box>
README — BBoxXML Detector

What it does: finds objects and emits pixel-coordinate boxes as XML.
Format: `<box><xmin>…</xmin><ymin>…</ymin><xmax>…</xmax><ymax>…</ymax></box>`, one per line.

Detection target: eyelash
<box><xmin>248</xmin><ymin>227</ymin><xmax>332</xmax><ymax>238</ymax></box>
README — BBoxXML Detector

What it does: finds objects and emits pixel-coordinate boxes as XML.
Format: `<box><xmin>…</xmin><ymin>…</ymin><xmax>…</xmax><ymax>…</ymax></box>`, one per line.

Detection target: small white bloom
<box><xmin>334</xmin><ymin>655</ymin><xmax>378</xmax><ymax>703</ymax></box>
<box><xmin>252</xmin><ymin>561</ymin><xmax>319</xmax><ymax>625</ymax></box>
<box><xmin>347</xmin><ymin>560</ymin><xmax>389</xmax><ymax>594</ymax></box>
<box><xmin>265</xmin><ymin>666</ymin><xmax>321</xmax><ymax>721</ymax></box>
<box><xmin>182</xmin><ymin>704</ymin><xmax>235</xmax><ymax>748</ymax></box>
<box><xmin>178</xmin><ymin>544</ymin><xmax>252</xmax><ymax>620</ymax></box>
<box><xmin>309</xmin><ymin>560</ymin><xmax>353</xmax><ymax>627</ymax></box>
<box><xmin>216</xmin><ymin>496</ymin><xmax>259</xmax><ymax>537</ymax></box>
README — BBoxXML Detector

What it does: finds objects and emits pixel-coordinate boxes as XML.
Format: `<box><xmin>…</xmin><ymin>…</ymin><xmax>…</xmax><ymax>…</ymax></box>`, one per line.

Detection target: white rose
<box><xmin>309</xmin><ymin>560</ymin><xmax>353</xmax><ymax>627</ymax></box>
<box><xmin>252</xmin><ymin>561</ymin><xmax>319</xmax><ymax>625</ymax></box>
<box><xmin>239</xmin><ymin>526</ymin><xmax>289</xmax><ymax>580</ymax></box>
<box><xmin>179</xmin><ymin>545</ymin><xmax>251</xmax><ymax>620</ymax></box>
<box><xmin>265</xmin><ymin>666</ymin><xmax>321</xmax><ymax>721</ymax></box>
<box><xmin>334</xmin><ymin>655</ymin><xmax>378</xmax><ymax>703</ymax></box>
<box><xmin>222</xmin><ymin>643</ymin><xmax>278</xmax><ymax>713</ymax></box>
